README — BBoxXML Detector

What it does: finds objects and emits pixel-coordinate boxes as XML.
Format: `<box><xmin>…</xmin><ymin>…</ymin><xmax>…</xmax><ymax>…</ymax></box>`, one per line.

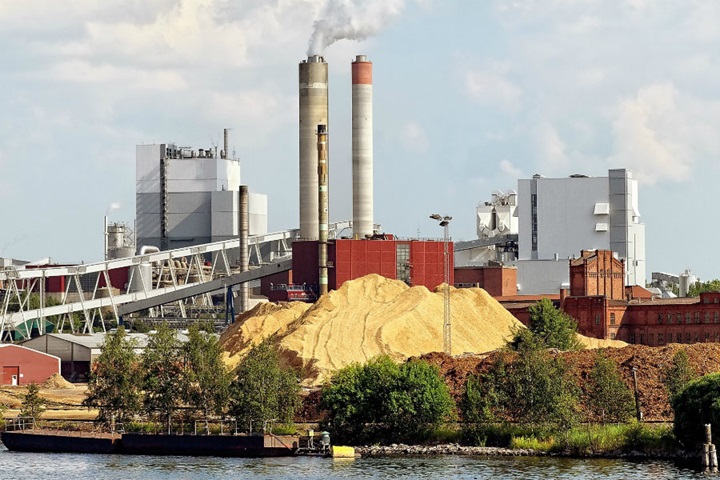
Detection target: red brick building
<box><xmin>454</xmin><ymin>265</ymin><xmax>517</xmax><ymax>297</ymax></box>
<box><xmin>504</xmin><ymin>249</ymin><xmax>720</xmax><ymax>345</ymax></box>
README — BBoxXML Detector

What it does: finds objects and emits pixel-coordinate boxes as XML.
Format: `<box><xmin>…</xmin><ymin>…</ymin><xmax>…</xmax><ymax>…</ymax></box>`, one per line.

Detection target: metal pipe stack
<box><xmin>317</xmin><ymin>124</ymin><xmax>329</xmax><ymax>296</ymax></box>
<box><xmin>238</xmin><ymin>185</ymin><xmax>249</xmax><ymax>312</ymax></box>
<box><xmin>352</xmin><ymin>55</ymin><xmax>374</xmax><ymax>239</ymax></box>
<box><xmin>299</xmin><ymin>55</ymin><xmax>329</xmax><ymax>240</ymax></box>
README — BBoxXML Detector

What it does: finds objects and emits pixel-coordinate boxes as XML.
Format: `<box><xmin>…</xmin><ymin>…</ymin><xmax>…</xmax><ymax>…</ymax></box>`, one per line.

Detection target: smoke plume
<box><xmin>307</xmin><ymin>0</ymin><xmax>406</xmax><ymax>56</ymax></box>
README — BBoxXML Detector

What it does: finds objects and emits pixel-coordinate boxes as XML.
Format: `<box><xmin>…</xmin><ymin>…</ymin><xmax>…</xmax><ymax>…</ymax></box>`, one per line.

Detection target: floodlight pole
<box><xmin>430</xmin><ymin>213</ymin><xmax>452</xmax><ymax>356</ymax></box>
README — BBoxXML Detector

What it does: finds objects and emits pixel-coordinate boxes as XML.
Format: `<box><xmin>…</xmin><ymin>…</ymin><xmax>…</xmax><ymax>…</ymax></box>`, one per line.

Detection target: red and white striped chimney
<box><xmin>352</xmin><ymin>55</ymin><xmax>373</xmax><ymax>238</ymax></box>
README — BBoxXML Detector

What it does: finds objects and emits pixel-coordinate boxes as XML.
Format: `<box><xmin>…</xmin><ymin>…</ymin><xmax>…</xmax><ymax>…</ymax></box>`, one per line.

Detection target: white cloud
<box><xmin>533</xmin><ymin>123</ymin><xmax>571</xmax><ymax>172</ymax></box>
<box><xmin>499</xmin><ymin>159</ymin><xmax>523</xmax><ymax>177</ymax></box>
<box><xmin>464</xmin><ymin>63</ymin><xmax>521</xmax><ymax>113</ymax></box>
<box><xmin>401</xmin><ymin>121</ymin><xmax>429</xmax><ymax>153</ymax></box>
<box><xmin>608</xmin><ymin>83</ymin><xmax>691</xmax><ymax>183</ymax></box>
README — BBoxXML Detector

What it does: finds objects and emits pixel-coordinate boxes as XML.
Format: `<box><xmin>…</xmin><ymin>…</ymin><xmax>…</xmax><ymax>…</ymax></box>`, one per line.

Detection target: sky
<box><xmin>1</xmin><ymin>0</ymin><xmax>719</xmax><ymax>281</ymax></box>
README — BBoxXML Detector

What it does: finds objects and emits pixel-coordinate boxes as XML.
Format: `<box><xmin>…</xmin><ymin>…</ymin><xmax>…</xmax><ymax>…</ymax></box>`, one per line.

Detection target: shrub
<box><xmin>511</xmin><ymin>298</ymin><xmax>583</xmax><ymax>351</ymax></box>
<box><xmin>672</xmin><ymin>372</ymin><xmax>720</xmax><ymax>448</ymax></box>
<box><xmin>322</xmin><ymin>355</ymin><xmax>455</xmax><ymax>444</ymax></box>
<box><xmin>662</xmin><ymin>349</ymin><xmax>697</xmax><ymax>401</ymax></box>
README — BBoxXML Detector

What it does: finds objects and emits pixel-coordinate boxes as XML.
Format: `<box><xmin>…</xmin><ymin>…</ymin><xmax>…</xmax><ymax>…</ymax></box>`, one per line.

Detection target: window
<box><xmin>695</xmin><ymin>334</ymin><xmax>700</xmax><ymax>342</ymax></box>
<box><xmin>630</xmin><ymin>333</ymin><xmax>636</xmax><ymax>344</ymax></box>
<box><xmin>695</xmin><ymin>312</ymin><xmax>701</xmax><ymax>324</ymax></box>
<box><xmin>610</xmin><ymin>313</ymin><xmax>616</xmax><ymax>325</ymax></box>
<box><xmin>677</xmin><ymin>333</ymin><xmax>683</xmax><ymax>343</ymax></box>
<box><xmin>705</xmin><ymin>312</ymin><xmax>710</xmax><ymax>323</ymax></box>
<box><xmin>667</xmin><ymin>314</ymin><xmax>673</xmax><ymax>325</ymax></box>
<box><xmin>610</xmin><ymin>332</ymin><xmax>616</xmax><ymax>340</ymax></box>
<box><xmin>686</xmin><ymin>333</ymin><xmax>692</xmax><ymax>343</ymax></box>
<box><xmin>677</xmin><ymin>313</ymin><xmax>682</xmax><ymax>323</ymax></box>
<box><xmin>395</xmin><ymin>243</ymin><xmax>411</xmax><ymax>285</ymax></box>
<box><xmin>595</xmin><ymin>313</ymin><xmax>600</xmax><ymax>325</ymax></box>
<box><xmin>686</xmin><ymin>313</ymin><xmax>692</xmax><ymax>324</ymax></box>
<box><xmin>706</xmin><ymin>333</ymin><xmax>711</xmax><ymax>342</ymax></box>
<box><xmin>658</xmin><ymin>333</ymin><xmax>664</xmax><ymax>345</ymax></box>
<box><xmin>658</xmin><ymin>313</ymin><xmax>664</xmax><ymax>324</ymax></box>
<box><xmin>715</xmin><ymin>312</ymin><xmax>719</xmax><ymax>324</ymax></box>
<box><xmin>640</xmin><ymin>334</ymin><xmax>645</xmax><ymax>344</ymax></box>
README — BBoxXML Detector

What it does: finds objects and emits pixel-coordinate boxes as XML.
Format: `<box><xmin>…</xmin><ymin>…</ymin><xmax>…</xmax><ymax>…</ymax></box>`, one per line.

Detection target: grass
<box><xmin>463</xmin><ymin>422</ymin><xmax>676</xmax><ymax>456</ymax></box>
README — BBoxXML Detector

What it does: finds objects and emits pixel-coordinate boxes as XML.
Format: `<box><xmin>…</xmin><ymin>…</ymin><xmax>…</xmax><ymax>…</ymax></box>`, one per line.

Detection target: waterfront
<box><xmin>0</xmin><ymin>443</ymin><xmax>698</xmax><ymax>479</ymax></box>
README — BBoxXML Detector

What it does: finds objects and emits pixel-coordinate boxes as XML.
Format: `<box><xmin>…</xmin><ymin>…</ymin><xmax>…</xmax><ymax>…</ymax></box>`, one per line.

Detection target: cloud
<box><xmin>532</xmin><ymin>123</ymin><xmax>572</xmax><ymax>172</ymax></box>
<box><xmin>464</xmin><ymin>63</ymin><xmax>521</xmax><ymax>113</ymax></box>
<box><xmin>608</xmin><ymin>83</ymin><xmax>692</xmax><ymax>183</ymax></box>
<box><xmin>401</xmin><ymin>121</ymin><xmax>429</xmax><ymax>153</ymax></box>
<box><xmin>499</xmin><ymin>159</ymin><xmax>523</xmax><ymax>178</ymax></box>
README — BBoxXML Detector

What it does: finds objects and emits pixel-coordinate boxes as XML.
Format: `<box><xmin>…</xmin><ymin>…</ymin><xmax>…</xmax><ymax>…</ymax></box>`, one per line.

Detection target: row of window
<box><xmin>629</xmin><ymin>331</ymin><xmax>719</xmax><ymax>345</ymax></box>
<box><xmin>657</xmin><ymin>312</ymin><xmax>720</xmax><ymax>325</ymax></box>
<box><xmin>595</xmin><ymin>312</ymin><xmax>617</xmax><ymax>325</ymax></box>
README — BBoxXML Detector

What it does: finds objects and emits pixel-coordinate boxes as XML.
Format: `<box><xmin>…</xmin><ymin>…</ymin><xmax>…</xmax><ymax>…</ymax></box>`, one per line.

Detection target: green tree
<box><xmin>586</xmin><ymin>352</ymin><xmax>634</xmax><ymax>424</ymax></box>
<box><xmin>141</xmin><ymin>322</ymin><xmax>184</xmax><ymax>432</ymax></box>
<box><xmin>20</xmin><ymin>383</ymin><xmax>46</xmax><ymax>424</ymax></box>
<box><xmin>230</xmin><ymin>339</ymin><xmax>301</xmax><ymax>432</ymax></box>
<box><xmin>513</xmin><ymin>298</ymin><xmax>583</xmax><ymax>351</ymax></box>
<box><xmin>387</xmin><ymin>359</ymin><xmax>455</xmax><ymax>439</ymax></box>
<box><xmin>461</xmin><ymin>353</ymin><xmax>511</xmax><ymax>426</ymax></box>
<box><xmin>322</xmin><ymin>355</ymin><xmax>455</xmax><ymax>444</ymax></box>
<box><xmin>183</xmin><ymin>323</ymin><xmax>232</xmax><ymax>424</ymax></box>
<box><xmin>0</xmin><ymin>402</ymin><xmax>6</xmax><ymax>430</ymax></box>
<box><xmin>503</xmin><ymin>344</ymin><xmax>580</xmax><ymax>431</ymax></box>
<box><xmin>688</xmin><ymin>279</ymin><xmax>720</xmax><ymax>297</ymax></box>
<box><xmin>662</xmin><ymin>349</ymin><xmax>697</xmax><ymax>400</ymax></box>
<box><xmin>83</xmin><ymin>327</ymin><xmax>143</xmax><ymax>426</ymax></box>
<box><xmin>672</xmin><ymin>372</ymin><xmax>720</xmax><ymax>448</ymax></box>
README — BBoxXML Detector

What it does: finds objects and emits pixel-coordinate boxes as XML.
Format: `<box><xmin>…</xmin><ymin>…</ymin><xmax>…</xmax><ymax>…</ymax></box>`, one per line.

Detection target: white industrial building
<box><xmin>135</xmin><ymin>139</ymin><xmax>267</xmax><ymax>252</ymax></box>
<box><xmin>456</xmin><ymin>168</ymin><xmax>646</xmax><ymax>294</ymax></box>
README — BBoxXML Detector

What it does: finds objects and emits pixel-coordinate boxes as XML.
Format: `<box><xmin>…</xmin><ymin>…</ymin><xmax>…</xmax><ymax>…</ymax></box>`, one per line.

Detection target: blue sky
<box><xmin>1</xmin><ymin>0</ymin><xmax>719</xmax><ymax>281</ymax></box>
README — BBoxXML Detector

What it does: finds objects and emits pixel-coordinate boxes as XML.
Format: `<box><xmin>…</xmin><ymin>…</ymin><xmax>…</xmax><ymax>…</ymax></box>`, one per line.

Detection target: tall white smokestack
<box><xmin>299</xmin><ymin>55</ymin><xmax>329</xmax><ymax>240</ymax></box>
<box><xmin>352</xmin><ymin>55</ymin><xmax>373</xmax><ymax>238</ymax></box>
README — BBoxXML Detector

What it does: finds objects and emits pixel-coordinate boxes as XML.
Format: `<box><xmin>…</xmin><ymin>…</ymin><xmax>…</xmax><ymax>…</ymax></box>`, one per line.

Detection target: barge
<box><xmin>1</xmin><ymin>430</ymin><xmax>299</xmax><ymax>457</ymax></box>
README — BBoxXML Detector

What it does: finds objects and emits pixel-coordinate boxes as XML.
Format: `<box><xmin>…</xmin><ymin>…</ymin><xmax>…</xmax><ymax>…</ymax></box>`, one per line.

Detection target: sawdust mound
<box><xmin>41</xmin><ymin>373</ymin><xmax>75</xmax><ymax>389</ymax></box>
<box><xmin>220</xmin><ymin>301</ymin><xmax>311</xmax><ymax>370</ymax></box>
<box><xmin>222</xmin><ymin>274</ymin><xmax>524</xmax><ymax>385</ymax></box>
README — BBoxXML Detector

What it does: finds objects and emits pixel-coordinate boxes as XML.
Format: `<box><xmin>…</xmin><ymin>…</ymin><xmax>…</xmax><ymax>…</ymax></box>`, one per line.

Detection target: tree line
<box><xmin>83</xmin><ymin>323</ymin><xmax>299</xmax><ymax>433</ymax></box>
<box><xmin>322</xmin><ymin>298</ymin><xmax>703</xmax><ymax>449</ymax></box>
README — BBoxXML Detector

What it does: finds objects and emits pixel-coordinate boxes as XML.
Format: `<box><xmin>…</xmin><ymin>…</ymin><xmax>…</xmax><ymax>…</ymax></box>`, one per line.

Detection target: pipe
<box><xmin>104</xmin><ymin>216</ymin><xmax>108</xmax><ymax>261</ymax></box>
<box><xmin>299</xmin><ymin>55</ymin><xmax>328</xmax><ymax>240</ymax></box>
<box><xmin>239</xmin><ymin>185</ymin><xmax>249</xmax><ymax>313</ymax></box>
<box><xmin>223</xmin><ymin>128</ymin><xmax>229</xmax><ymax>159</ymax></box>
<box><xmin>317</xmin><ymin>124</ymin><xmax>329</xmax><ymax>296</ymax></box>
<box><xmin>352</xmin><ymin>55</ymin><xmax>373</xmax><ymax>239</ymax></box>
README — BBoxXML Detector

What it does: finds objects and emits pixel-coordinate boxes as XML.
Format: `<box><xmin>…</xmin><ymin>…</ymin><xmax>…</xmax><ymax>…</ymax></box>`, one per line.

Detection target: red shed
<box><xmin>0</xmin><ymin>344</ymin><xmax>61</xmax><ymax>386</ymax></box>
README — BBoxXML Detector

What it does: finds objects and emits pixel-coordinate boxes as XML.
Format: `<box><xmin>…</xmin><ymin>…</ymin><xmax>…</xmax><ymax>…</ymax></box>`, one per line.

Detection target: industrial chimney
<box><xmin>352</xmin><ymin>55</ymin><xmax>373</xmax><ymax>238</ymax></box>
<box><xmin>299</xmin><ymin>55</ymin><xmax>329</xmax><ymax>240</ymax></box>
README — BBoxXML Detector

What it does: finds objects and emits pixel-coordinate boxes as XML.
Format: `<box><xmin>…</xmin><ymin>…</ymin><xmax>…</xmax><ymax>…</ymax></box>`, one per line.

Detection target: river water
<box><xmin>0</xmin><ymin>444</ymin><xmax>699</xmax><ymax>480</ymax></box>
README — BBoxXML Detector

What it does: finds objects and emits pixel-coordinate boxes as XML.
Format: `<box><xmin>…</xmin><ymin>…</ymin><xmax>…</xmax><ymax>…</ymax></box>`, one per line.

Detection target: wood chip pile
<box><xmin>221</xmin><ymin>274</ymin><xmax>526</xmax><ymax>385</ymax></box>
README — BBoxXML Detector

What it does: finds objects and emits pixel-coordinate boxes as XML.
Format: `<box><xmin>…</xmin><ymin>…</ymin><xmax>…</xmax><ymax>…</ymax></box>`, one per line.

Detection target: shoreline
<box><xmin>354</xmin><ymin>443</ymin><xmax>693</xmax><ymax>461</ymax></box>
